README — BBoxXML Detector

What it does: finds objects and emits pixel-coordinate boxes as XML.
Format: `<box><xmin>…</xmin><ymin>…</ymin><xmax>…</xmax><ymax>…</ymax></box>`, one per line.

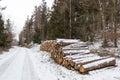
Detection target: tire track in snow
<box><xmin>0</xmin><ymin>48</ymin><xmax>26</xmax><ymax>80</ymax></box>
<box><xmin>22</xmin><ymin>49</ymin><xmax>40</xmax><ymax>80</ymax></box>
<box><xmin>0</xmin><ymin>48</ymin><xmax>20</xmax><ymax>76</ymax></box>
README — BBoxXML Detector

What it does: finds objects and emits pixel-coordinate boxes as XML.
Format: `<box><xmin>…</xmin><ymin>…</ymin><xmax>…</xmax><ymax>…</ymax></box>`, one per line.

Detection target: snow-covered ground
<box><xmin>0</xmin><ymin>45</ymin><xmax>120</xmax><ymax>80</ymax></box>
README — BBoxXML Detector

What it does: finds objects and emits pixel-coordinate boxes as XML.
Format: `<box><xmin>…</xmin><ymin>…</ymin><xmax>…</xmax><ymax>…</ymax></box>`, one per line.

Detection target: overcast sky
<box><xmin>1</xmin><ymin>0</ymin><xmax>54</xmax><ymax>40</ymax></box>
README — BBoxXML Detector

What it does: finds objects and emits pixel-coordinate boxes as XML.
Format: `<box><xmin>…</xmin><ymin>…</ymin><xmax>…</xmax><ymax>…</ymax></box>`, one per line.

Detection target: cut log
<box><xmin>67</xmin><ymin>54</ymin><xmax>100</xmax><ymax>69</ymax></box>
<box><xmin>74</xmin><ymin>56</ymin><xmax>110</xmax><ymax>70</ymax></box>
<box><xmin>64</xmin><ymin>53</ymin><xmax>96</xmax><ymax>60</ymax></box>
<box><xmin>57</xmin><ymin>39</ymin><xmax>80</xmax><ymax>47</ymax></box>
<box><xmin>40</xmin><ymin>40</ymin><xmax>57</xmax><ymax>52</ymax></box>
<box><xmin>63</xmin><ymin>54</ymin><xmax>99</xmax><ymax>69</ymax></box>
<box><xmin>56</xmin><ymin>39</ymin><xmax>80</xmax><ymax>43</ymax></box>
<box><xmin>63</xmin><ymin>50</ymin><xmax>90</xmax><ymax>54</ymax></box>
<box><xmin>58</xmin><ymin>57</ymin><xmax>63</xmax><ymax>64</ymax></box>
<box><xmin>63</xmin><ymin>50</ymin><xmax>90</xmax><ymax>56</ymax></box>
<box><xmin>63</xmin><ymin>47</ymin><xmax>88</xmax><ymax>51</ymax></box>
<box><xmin>63</xmin><ymin>52</ymin><xmax>90</xmax><ymax>56</ymax></box>
<box><xmin>62</xmin><ymin>59</ymin><xmax>69</xmax><ymax>67</ymax></box>
<box><xmin>51</xmin><ymin>42</ymin><xmax>63</xmax><ymax>57</ymax></box>
<box><xmin>62</xmin><ymin>42</ymin><xmax>87</xmax><ymax>49</ymax></box>
<box><xmin>79</xmin><ymin>57</ymin><xmax>116</xmax><ymax>73</ymax></box>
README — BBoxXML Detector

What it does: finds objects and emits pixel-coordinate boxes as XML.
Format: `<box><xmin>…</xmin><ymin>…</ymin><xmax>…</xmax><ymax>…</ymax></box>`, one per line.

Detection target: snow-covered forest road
<box><xmin>0</xmin><ymin>45</ymin><xmax>120</xmax><ymax>80</ymax></box>
<box><xmin>0</xmin><ymin>47</ymin><xmax>40</xmax><ymax>80</ymax></box>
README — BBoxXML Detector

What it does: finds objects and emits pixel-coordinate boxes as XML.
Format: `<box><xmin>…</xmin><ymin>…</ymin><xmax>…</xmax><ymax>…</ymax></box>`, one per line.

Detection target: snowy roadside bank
<box><xmin>0</xmin><ymin>45</ymin><xmax>119</xmax><ymax>80</ymax></box>
<box><xmin>30</xmin><ymin>45</ymin><xmax>120</xmax><ymax>80</ymax></box>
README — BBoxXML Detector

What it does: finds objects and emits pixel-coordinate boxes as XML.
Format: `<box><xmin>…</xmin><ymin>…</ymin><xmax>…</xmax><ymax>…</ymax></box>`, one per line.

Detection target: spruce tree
<box><xmin>41</xmin><ymin>0</ymin><xmax>48</xmax><ymax>41</ymax></box>
<box><xmin>0</xmin><ymin>15</ymin><xmax>7</xmax><ymax>47</ymax></box>
<box><xmin>5</xmin><ymin>19</ymin><xmax>13</xmax><ymax>48</ymax></box>
<box><xmin>48</xmin><ymin>0</ymin><xmax>68</xmax><ymax>39</ymax></box>
<box><xmin>33</xmin><ymin>6</ymin><xmax>42</xmax><ymax>43</ymax></box>
<box><xmin>33</xmin><ymin>0</ymin><xmax>48</xmax><ymax>43</ymax></box>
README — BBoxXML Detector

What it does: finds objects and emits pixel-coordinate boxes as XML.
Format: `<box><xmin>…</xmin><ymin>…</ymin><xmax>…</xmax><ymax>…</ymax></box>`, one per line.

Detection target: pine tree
<box><xmin>5</xmin><ymin>19</ymin><xmax>13</xmax><ymax>48</ymax></box>
<box><xmin>33</xmin><ymin>6</ymin><xmax>42</xmax><ymax>43</ymax></box>
<box><xmin>19</xmin><ymin>16</ymin><xmax>33</xmax><ymax>45</ymax></box>
<box><xmin>48</xmin><ymin>0</ymin><xmax>69</xmax><ymax>39</ymax></box>
<box><xmin>19</xmin><ymin>31</ymin><xmax>23</xmax><ymax>45</ymax></box>
<box><xmin>41</xmin><ymin>0</ymin><xmax>48</xmax><ymax>41</ymax></box>
<box><xmin>0</xmin><ymin>15</ymin><xmax>7</xmax><ymax>47</ymax></box>
<box><xmin>33</xmin><ymin>0</ymin><xmax>49</xmax><ymax>43</ymax></box>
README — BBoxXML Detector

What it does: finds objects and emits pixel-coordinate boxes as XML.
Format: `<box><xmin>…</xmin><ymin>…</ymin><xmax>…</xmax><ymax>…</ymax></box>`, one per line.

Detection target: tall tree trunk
<box><xmin>69</xmin><ymin>0</ymin><xmax>72</xmax><ymax>39</ymax></box>
<box><xmin>98</xmin><ymin>0</ymin><xmax>107</xmax><ymax>47</ymax></box>
<box><xmin>113</xmin><ymin>0</ymin><xmax>118</xmax><ymax>47</ymax></box>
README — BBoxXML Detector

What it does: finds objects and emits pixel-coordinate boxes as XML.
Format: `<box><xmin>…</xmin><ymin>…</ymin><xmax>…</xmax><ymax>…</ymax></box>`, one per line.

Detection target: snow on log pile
<box><xmin>56</xmin><ymin>38</ymin><xmax>80</xmax><ymax>47</ymax></box>
<box><xmin>79</xmin><ymin>57</ymin><xmax>116</xmax><ymax>73</ymax></box>
<box><xmin>40</xmin><ymin>39</ymin><xmax>80</xmax><ymax>52</ymax></box>
<box><xmin>40</xmin><ymin>39</ymin><xmax>116</xmax><ymax>73</ymax></box>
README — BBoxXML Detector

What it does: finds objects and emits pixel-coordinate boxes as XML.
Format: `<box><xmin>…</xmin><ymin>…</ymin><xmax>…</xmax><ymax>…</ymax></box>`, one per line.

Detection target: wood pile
<box><xmin>40</xmin><ymin>39</ymin><xmax>116</xmax><ymax>74</ymax></box>
<box><xmin>40</xmin><ymin>40</ymin><xmax>57</xmax><ymax>52</ymax></box>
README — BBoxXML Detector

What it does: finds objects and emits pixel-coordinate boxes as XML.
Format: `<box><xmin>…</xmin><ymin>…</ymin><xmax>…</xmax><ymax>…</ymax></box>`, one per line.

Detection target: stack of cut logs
<box><xmin>40</xmin><ymin>40</ymin><xmax>57</xmax><ymax>52</ymax></box>
<box><xmin>40</xmin><ymin>39</ymin><xmax>116</xmax><ymax>73</ymax></box>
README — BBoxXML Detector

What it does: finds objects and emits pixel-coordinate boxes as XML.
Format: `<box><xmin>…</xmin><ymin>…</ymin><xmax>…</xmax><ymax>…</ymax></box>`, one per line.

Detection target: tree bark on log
<box><xmin>79</xmin><ymin>57</ymin><xmax>116</xmax><ymax>73</ymax></box>
<box><xmin>63</xmin><ymin>51</ymin><xmax>90</xmax><ymax>56</ymax></box>
<box><xmin>63</xmin><ymin>47</ymin><xmax>88</xmax><ymax>51</ymax></box>
<box><xmin>74</xmin><ymin>56</ymin><xmax>110</xmax><ymax>70</ymax></box>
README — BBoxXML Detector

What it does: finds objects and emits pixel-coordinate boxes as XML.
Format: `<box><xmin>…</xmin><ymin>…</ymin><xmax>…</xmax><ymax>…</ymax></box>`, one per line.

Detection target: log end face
<box><xmin>79</xmin><ymin>65</ymin><xmax>85</xmax><ymax>73</ymax></box>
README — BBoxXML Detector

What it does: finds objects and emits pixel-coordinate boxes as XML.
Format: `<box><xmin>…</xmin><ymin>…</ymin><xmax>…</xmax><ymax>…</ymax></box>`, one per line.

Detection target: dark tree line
<box><xmin>0</xmin><ymin>1</ymin><xmax>13</xmax><ymax>49</ymax></box>
<box><xmin>19</xmin><ymin>0</ymin><xmax>48</xmax><ymax>45</ymax></box>
<box><xmin>0</xmin><ymin>16</ymin><xmax>13</xmax><ymax>49</ymax></box>
<box><xmin>19</xmin><ymin>0</ymin><xmax>120</xmax><ymax>47</ymax></box>
<box><xmin>0</xmin><ymin>15</ymin><xmax>6</xmax><ymax>47</ymax></box>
